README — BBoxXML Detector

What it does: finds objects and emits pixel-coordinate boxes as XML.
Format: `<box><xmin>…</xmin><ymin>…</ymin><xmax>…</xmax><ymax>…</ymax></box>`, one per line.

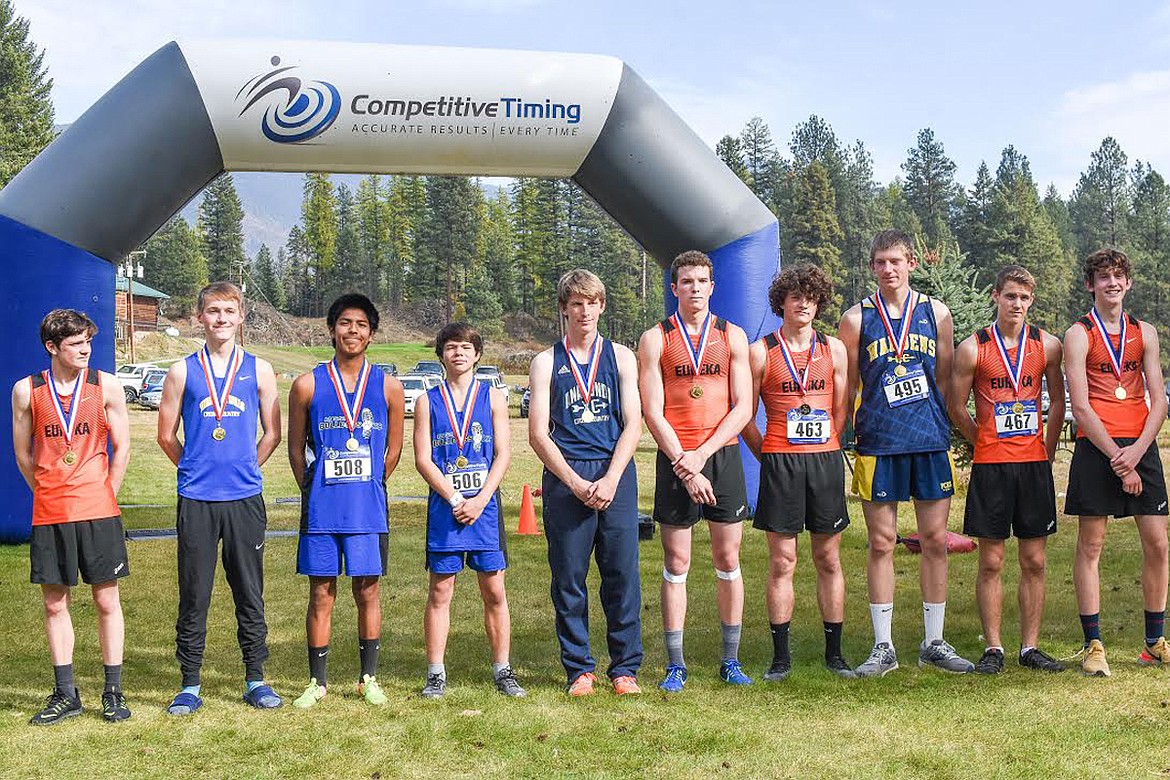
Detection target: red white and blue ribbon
<box><xmin>991</xmin><ymin>323</ymin><xmax>1028</xmax><ymax>397</ymax></box>
<box><xmin>439</xmin><ymin>379</ymin><xmax>480</xmax><ymax>453</ymax></box>
<box><xmin>326</xmin><ymin>358</ymin><xmax>371</xmax><ymax>437</ymax></box>
<box><xmin>872</xmin><ymin>290</ymin><xmax>917</xmax><ymax>360</ymax></box>
<box><xmin>46</xmin><ymin>367</ymin><xmax>85</xmax><ymax>450</ymax></box>
<box><xmin>1089</xmin><ymin>307</ymin><xmax>1127</xmax><ymax>385</ymax></box>
<box><xmin>197</xmin><ymin>345</ymin><xmax>243</xmax><ymax>424</ymax></box>
<box><xmin>564</xmin><ymin>334</ymin><xmax>603</xmax><ymax>407</ymax></box>
<box><xmin>672</xmin><ymin>310</ymin><xmax>713</xmax><ymax>377</ymax></box>
<box><xmin>776</xmin><ymin>329</ymin><xmax>817</xmax><ymax>395</ymax></box>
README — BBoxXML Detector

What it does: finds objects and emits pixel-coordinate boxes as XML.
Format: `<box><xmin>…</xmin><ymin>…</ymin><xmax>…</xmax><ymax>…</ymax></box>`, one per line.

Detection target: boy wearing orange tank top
<box><xmin>1064</xmin><ymin>248</ymin><xmax>1169</xmax><ymax>677</ymax></box>
<box><xmin>11</xmin><ymin>309</ymin><xmax>131</xmax><ymax>724</ymax></box>
<box><xmin>742</xmin><ymin>265</ymin><xmax>854</xmax><ymax>681</ymax></box>
<box><xmin>950</xmin><ymin>266</ymin><xmax>1066</xmax><ymax>675</ymax></box>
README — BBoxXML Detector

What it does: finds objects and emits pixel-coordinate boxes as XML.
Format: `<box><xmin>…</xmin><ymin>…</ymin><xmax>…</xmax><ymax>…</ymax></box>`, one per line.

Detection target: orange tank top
<box><xmin>760</xmin><ymin>331</ymin><xmax>838</xmax><ymax>454</ymax></box>
<box><xmin>972</xmin><ymin>325</ymin><xmax>1048</xmax><ymax>463</ymax></box>
<box><xmin>659</xmin><ymin>314</ymin><xmax>736</xmax><ymax>450</ymax></box>
<box><xmin>29</xmin><ymin>370</ymin><xmax>119</xmax><ymax>525</ymax></box>
<box><xmin>1078</xmin><ymin>312</ymin><xmax>1147</xmax><ymax>439</ymax></box>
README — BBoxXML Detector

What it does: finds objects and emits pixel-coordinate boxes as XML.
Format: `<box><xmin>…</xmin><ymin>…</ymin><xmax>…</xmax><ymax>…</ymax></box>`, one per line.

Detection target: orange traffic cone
<box><xmin>517</xmin><ymin>484</ymin><xmax>540</xmax><ymax>535</ymax></box>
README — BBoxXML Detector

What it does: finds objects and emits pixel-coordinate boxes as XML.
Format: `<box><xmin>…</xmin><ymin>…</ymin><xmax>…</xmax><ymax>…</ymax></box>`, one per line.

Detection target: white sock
<box><xmin>923</xmin><ymin>601</ymin><xmax>946</xmax><ymax>643</ymax></box>
<box><xmin>870</xmin><ymin>603</ymin><xmax>894</xmax><ymax>647</ymax></box>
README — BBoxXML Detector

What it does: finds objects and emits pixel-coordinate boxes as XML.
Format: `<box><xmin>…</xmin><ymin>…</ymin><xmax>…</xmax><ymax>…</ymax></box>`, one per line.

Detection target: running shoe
<box><xmin>567</xmin><ymin>672</ymin><xmax>597</xmax><ymax>696</ymax></box>
<box><xmin>1081</xmin><ymin>639</ymin><xmax>1110</xmax><ymax>677</ymax></box>
<box><xmin>918</xmin><ymin>639</ymin><xmax>974</xmax><ymax>673</ymax></box>
<box><xmin>358</xmin><ymin>674</ymin><xmax>388</xmax><ymax>705</ymax></box>
<box><xmin>421</xmin><ymin>673</ymin><xmax>446</xmax><ymax>699</ymax></box>
<box><xmin>292</xmin><ymin>678</ymin><xmax>326</xmax><ymax>709</ymax></box>
<box><xmin>29</xmin><ymin>689</ymin><xmax>82</xmax><ymax>726</ymax></box>
<box><xmin>974</xmin><ymin>648</ymin><xmax>1005</xmax><ymax>675</ymax></box>
<box><xmin>101</xmin><ymin>690</ymin><xmax>131</xmax><ymax>722</ymax></box>
<box><xmin>493</xmin><ymin>667</ymin><xmax>526</xmax><ymax>698</ymax></box>
<box><xmin>825</xmin><ymin>655</ymin><xmax>856</xmax><ymax>679</ymax></box>
<box><xmin>719</xmin><ymin>660</ymin><xmax>753</xmax><ymax>686</ymax></box>
<box><xmin>242</xmin><ymin>684</ymin><xmax>282</xmax><ymax>709</ymax></box>
<box><xmin>612</xmin><ymin>675</ymin><xmax>641</xmax><ymax>695</ymax></box>
<box><xmin>1019</xmin><ymin>648</ymin><xmax>1065</xmax><ymax>672</ymax></box>
<box><xmin>853</xmin><ymin>643</ymin><xmax>899</xmax><ymax>678</ymax></box>
<box><xmin>762</xmin><ymin>660</ymin><xmax>790</xmax><ymax>682</ymax></box>
<box><xmin>1139</xmin><ymin>636</ymin><xmax>1170</xmax><ymax>667</ymax></box>
<box><xmin>658</xmin><ymin>665</ymin><xmax>687</xmax><ymax>693</ymax></box>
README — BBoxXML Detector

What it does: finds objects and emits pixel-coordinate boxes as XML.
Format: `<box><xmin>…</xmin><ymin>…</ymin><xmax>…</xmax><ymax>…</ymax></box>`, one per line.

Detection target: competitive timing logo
<box><xmin>237</xmin><ymin>56</ymin><xmax>340</xmax><ymax>144</ymax></box>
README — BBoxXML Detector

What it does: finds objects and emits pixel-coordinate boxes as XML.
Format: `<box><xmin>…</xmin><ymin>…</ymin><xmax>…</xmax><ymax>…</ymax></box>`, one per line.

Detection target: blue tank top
<box><xmin>425</xmin><ymin>381</ymin><xmax>502</xmax><ymax>552</ymax></box>
<box><xmin>302</xmin><ymin>361</ymin><xmax>389</xmax><ymax>534</ymax></box>
<box><xmin>549</xmin><ymin>339</ymin><xmax>624</xmax><ymax>460</ymax></box>
<box><xmin>855</xmin><ymin>292</ymin><xmax>951</xmax><ymax>455</ymax></box>
<box><xmin>178</xmin><ymin>349</ymin><xmax>263</xmax><ymax>501</ymax></box>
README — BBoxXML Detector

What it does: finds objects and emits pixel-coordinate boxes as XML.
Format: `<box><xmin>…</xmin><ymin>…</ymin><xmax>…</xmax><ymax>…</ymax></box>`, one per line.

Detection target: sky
<box><xmin>17</xmin><ymin>0</ymin><xmax>1170</xmax><ymax>195</ymax></box>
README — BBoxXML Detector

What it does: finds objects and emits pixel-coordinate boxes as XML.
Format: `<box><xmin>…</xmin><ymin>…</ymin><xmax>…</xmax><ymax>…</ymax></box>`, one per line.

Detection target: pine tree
<box><xmin>716</xmin><ymin>135</ymin><xmax>753</xmax><ymax>188</ymax></box>
<box><xmin>251</xmin><ymin>244</ymin><xmax>285</xmax><ymax>310</ymax></box>
<box><xmin>957</xmin><ymin>162</ymin><xmax>996</xmax><ymax>280</ymax></box>
<box><xmin>1070</xmin><ymin>137</ymin><xmax>1130</xmax><ymax>255</ymax></box>
<box><xmin>739</xmin><ymin>116</ymin><xmax>779</xmax><ymax>207</ymax></box>
<box><xmin>197</xmin><ymin>173</ymin><xmax>246</xmax><ymax>284</ymax></box>
<box><xmin>902</xmin><ymin>128</ymin><xmax>958</xmax><ymax>247</ymax></box>
<box><xmin>911</xmin><ymin>238</ymin><xmax>991</xmax><ymax>344</ymax></box>
<box><xmin>479</xmin><ymin>189</ymin><xmax>519</xmax><ymax>313</ymax></box>
<box><xmin>789</xmin><ymin>162</ymin><xmax>845</xmax><ymax>330</ymax></box>
<box><xmin>355</xmin><ymin>175</ymin><xmax>389</xmax><ymax>300</ymax></box>
<box><xmin>0</xmin><ymin>0</ymin><xmax>53</xmax><ymax>186</ymax></box>
<box><xmin>416</xmin><ymin>176</ymin><xmax>482</xmax><ymax>324</ymax></box>
<box><xmin>143</xmin><ymin>216</ymin><xmax>207</xmax><ymax>317</ymax></box>
<box><xmin>387</xmin><ymin>175</ymin><xmax>425</xmax><ymax>307</ymax></box>
<box><xmin>300</xmin><ymin>173</ymin><xmax>338</xmax><ymax>316</ymax></box>
<box><xmin>463</xmin><ymin>259</ymin><xmax>504</xmax><ymax>338</ymax></box>
<box><xmin>838</xmin><ymin>140</ymin><xmax>883</xmax><ymax>305</ymax></box>
<box><xmin>1128</xmin><ymin>163</ymin><xmax>1170</xmax><ymax>331</ymax></box>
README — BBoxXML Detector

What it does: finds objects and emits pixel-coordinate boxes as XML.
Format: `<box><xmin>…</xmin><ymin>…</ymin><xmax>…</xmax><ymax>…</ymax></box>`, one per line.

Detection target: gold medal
<box><xmin>581</xmin><ymin>408</ymin><xmax>596</xmax><ymax>423</ymax></box>
<box><xmin>346</xmin><ymin>437</ymin><xmax>359</xmax><ymax>452</ymax></box>
<box><xmin>62</xmin><ymin>450</ymin><xmax>77</xmax><ymax>466</ymax></box>
<box><xmin>893</xmin><ymin>364</ymin><xmax>907</xmax><ymax>378</ymax></box>
<box><xmin>455</xmin><ymin>455</ymin><xmax>469</xmax><ymax>469</ymax></box>
<box><xmin>1115</xmin><ymin>385</ymin><xmax>1127</xmax><ymax>400</ymax></box>
<box><xmin>212</xmin><ymin>426</ymin><xmax>226</xmax><ymax>441</ymax></box>
<box><xmin>1012</xmin><ymin>402</ymin><xmax>1024</xmax><ymax>414</ymax></box>
<box><xmin>690</xmin><ymin>384</ymin><xmax>704</xmax><ymax>399</ymax></box>
<box><xmin>799</xmin><ymin>403</ymin><xmax>812</xmax><ymax>416</ymax></box>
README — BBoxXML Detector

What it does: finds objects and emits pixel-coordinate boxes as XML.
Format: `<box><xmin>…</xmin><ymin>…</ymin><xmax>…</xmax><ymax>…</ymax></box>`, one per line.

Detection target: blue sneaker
<box><xmin>242</xmin><ymin>683</ymin><xmax>282</xmax><ymax>709</ymax></box>
<box><xmin>658</xmin><ymin>664</ymin><xmax>687</xmax><ymax>693</ymax></box>
<box><xmin>720</xmin><ymin>660</ymin><xmax>753</xmax><ymax>686</ymax></box>
<box><xmin>166</xmin><ymin>691</ymin><xmax>203</xmax><ymax>716</ymax></box>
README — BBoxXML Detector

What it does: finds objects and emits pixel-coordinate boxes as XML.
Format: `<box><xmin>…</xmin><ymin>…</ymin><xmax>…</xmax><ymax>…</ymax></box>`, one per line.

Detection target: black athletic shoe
<box><xmin>1019</xmin><ymin>647</ymin><xmax>1066</xmax><ymax>673</ymax></box>
<box><xmin>762</xmin><ymin>661</ymin><xmax>790</xmax><ymax>682</ymax></box>
<box><xmin>29</xmin><ymin>689</ymin><xmax>82</xmax><ymax>726</ymax></box>
<box><xmin>825</xmin><ymin>655</ymin><xmax>857</xmax><ymax>679</ymax></box>
<box><xmin>974</xmin><ymin>648</ymin><xmax>1005</xmax><ymax>675</ymax></box>
<box><xmin>101</xmin><ymin>691</ymin><xmax>131</xmax><ymax>722</ymax></box>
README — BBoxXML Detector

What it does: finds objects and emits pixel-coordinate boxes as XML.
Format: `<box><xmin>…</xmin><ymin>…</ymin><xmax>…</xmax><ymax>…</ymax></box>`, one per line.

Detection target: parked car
<box><xmin>399</xmin><ymin>375</ymin><xmax>429</xmax><ymax>416</ymax></box>
<box><xmin>412</xmin><ymin>360</ymin><xmax>445</xmax><ymax>377</ymax></box>
<box><xmin>475</xmin><ymin>365</ymin><xmax>503</xmax><ymax>382</ymax></box>
<box><xmin>478</xmin><ymin>373</ymin><xmax>509</xmax><ymax>403</ymax></box>
<box><xmin>375</xmin><ymin>362</ymin><xmax>398</xmax><ymax>377</ymax></box>
<box><xmin>116</xmin><ymin>362</ymin><xmax>164</xmax><ymax>403</ymax></box>
<box><xmin>520</xmin><ymin>386</ymin><xmax>530</xmax><ymax>418</ymax></box>
<box><xmin>136</xmin><ymin>369</ymin><xmax>168</xmax><ymax>410</ymax></box>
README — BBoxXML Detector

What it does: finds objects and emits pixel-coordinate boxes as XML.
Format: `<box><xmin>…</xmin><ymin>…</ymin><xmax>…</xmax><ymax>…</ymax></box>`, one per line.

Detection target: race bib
<box><xmin>883</xmin><ymin>362</ymin><xmax>929</xmax><ymax>408</ymax></box>
<box><xmin>786</xmin><ymin>406</ymin><xmax>830</xmax><ymax>445</ymax></box>
<box><xmin>447</xmin><ymin>466</ymin><xmax>489</xmax><ymax>497</ymax></box>
<box><xmin>323</xmin><ymin>453</ymin><xmax>372</xmax><ymax>484</ymax></box>
<box><xmin>994</xmin><ymin>400</ymin><xmax>1038</xmax><ymax>439</ymax></box>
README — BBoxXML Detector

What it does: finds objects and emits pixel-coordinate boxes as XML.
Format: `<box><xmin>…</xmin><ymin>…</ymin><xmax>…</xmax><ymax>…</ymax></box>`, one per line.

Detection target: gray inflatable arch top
<box><xmin>0</xmin><ymin>41</ymin><xmax>780</xmax><ymax>541</ymax></box>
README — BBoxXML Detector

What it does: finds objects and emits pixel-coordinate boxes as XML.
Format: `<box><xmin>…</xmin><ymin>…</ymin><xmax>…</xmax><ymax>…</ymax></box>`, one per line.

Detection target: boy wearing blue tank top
<box><xmin>157</xmin><ymin>282</ymin><xmax>283</xmax><ymax>715</ymax></box>
<box><xmin>413</xmin><ymin>323</ymin><xmax>524</xmax><ymax>699</ymax></box>
<box><xmin>286</xmin><ymin>294</ymin><xmax>406</xmax><ymax>709</ymax></box>
<box><xmin>838</xmin><ymin>230</ymin><xmax>974</xmax><ymax>677</ymax></box>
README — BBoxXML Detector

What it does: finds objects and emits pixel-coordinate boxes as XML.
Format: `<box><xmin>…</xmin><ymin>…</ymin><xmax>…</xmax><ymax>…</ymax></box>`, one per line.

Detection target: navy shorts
<box><xmin>852</xmin><ymin>450</ymin><xmax>956</xmax><ymax>502</ymax></box>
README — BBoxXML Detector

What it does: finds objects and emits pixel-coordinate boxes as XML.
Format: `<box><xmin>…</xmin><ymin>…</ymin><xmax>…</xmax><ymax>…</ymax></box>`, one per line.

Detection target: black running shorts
<box><xmin>963</xmin><ymin>461</ymin><xmax>1057</xmax><ymax>539</ymax></box>
<box><xmin>1065</xmin><ymin>437</ymin><xmax>1169</xmax><ymax>519</ymax></box>
<box><xmin>753</xmin><ymin>450</ymin><xmax>849</xmax><ymax>535</ymax></box>
<box><xmin>30</xmin><ymin>516</ymin><xmax>129</xmax><ymax>586</ymax></box>
<box><xmin>654</xmin><ymin>444</ymin><xmax>749</xmax><ymax>527</ymax></box>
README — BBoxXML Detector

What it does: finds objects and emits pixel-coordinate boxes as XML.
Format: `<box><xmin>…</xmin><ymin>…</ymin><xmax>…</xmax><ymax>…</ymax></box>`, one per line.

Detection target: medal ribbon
<box><xmin>776</xmin><ymin>329</ymin><xmax>817</xmax><ymax>396</ymax></box>
<box><xmin>198</xmin><ymin>345</ymin><xmax>243</xmax><ymax>424</ymax></box>
<box><xmin>1089</xmin><ymin>307</ymin><xmax>1127</xmax><ymax>385</ymax></box>
<box><xmin>672</xmin><ymin>310</ymin><xmax>713</xmax><ymax>379</ymax></box>
<box><xmin>46</xmin><ymin>367</ymin><xmax>85</xmax><ymax>450</ymax></box>
<box><xmin>326</xmin><ymin>359</ymin><xmax>371</xmax><ymax>436</ymax></box>
<box><xmin>872</xmin><ymin>290</ymin><xmax>917</xmax><ymax>360</ymax></box>
<box><xmin>991</xmin><ymin>323</ymin><xmax>1028</xmax><ymax>397</ymax></box>
<box><xmin>439</xmin><ymin>379</ymin><xmax>479</xmax><ymax>453</ymax></box>
<box><xmin>564</xmin><ymin>334</ymin><xmax>603</xmax><ymax>406</ymax></box>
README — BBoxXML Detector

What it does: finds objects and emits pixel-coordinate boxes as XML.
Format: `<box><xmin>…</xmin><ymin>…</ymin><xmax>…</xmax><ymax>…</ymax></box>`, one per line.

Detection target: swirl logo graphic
<box><xmin>237</xmin><ymin>56</ymin><xmax>340</xmax><ymax>144</ymax></box>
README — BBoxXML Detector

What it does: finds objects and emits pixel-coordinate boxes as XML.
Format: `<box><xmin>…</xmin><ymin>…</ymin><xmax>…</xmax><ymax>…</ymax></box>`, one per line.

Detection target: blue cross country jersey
<box><xmin>302</xmin><ymin>362</ymin><xmax>389</xmax><ymax>534</ymax></box>
<box><xmin>549</xmin><ymin>339</ymin><xmax>624</xmax><ymax>460</ymax></box>
<box><xmin>425</xmin><ymin>381</ymin><xmax>503</xmax><ymax>552</ymax></box>
<box><xmin>178</xmin><ymin>350</ymin><xmax>263</xmax><ymax>501</ymax></box>
<box><xmin>855</xmin><ymin>294</ymin><xmax>951</xmax><ymax>455</ymax></box>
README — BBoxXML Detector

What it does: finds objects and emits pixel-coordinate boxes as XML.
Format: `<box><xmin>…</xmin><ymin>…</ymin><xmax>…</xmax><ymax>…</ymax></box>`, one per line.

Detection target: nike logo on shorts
<box><xmin>736</xmin><ymin>505</ymin><xmax>747</xmax><ymax>517</ymax></box>
<box><xmin>1047</xmin><ymin>521</ymin><xmax>1055</xmax><ymax>530</ymax></box>
<box><xmin>114</xmin><ymin>562</ymin><xmax>125</xmax><ymax>574</ymax></box>
<box><xmin>834</xmin><ymin>518</ymin><xmax>844</xmax><ymax>528</ymax></box>
<box><xmin>255</xmin><ymin>542</ymin><xmax>265</xmax><ymax>550</ymax></box>
<box><xmin>1160</xmin><ymin>502</ymin><xmax>1168</xmax><ymax>511</ymax></box>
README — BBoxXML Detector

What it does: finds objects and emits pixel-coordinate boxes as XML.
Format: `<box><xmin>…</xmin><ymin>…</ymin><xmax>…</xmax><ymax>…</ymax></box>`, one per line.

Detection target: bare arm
<box><xmin>11</xmin><ymin>379</ymin><xmax>34</xmax><ymax>491</ymax></box>
<box><xmin>156</xmin><ymin>360</ymin><xmax>187</xmax><ymax>467</ymax></box>
<box><xmin>1064</xmin><ymin>325</ymin><xmax>1119</xmax><ymax>459</ymax></box>
<box><xmin>1043</xmin><ymin>334</ymin><xmax>1066</xmax><ymax>462</ymax></box>
<box><xmin>932</xmin><ymin>298</ymin><xmax>954</xmax><ymax>409</ymax></box>
<box><xmin>829</xmin><ymin>336</ymin><xmax>849</xmax><ymax>443</ymax></box>
<box><xmin>527</xmin><ymin>349</ymin><xmax>590</xmax><ymax>501</ymax></box>
<box><xmin>740</xmin><ymin>339</ymin><xmax>766</xmax><ymax>460</ymax></box>
<box><xmin>287</xmin><ymin>373</ymin><xmax>313</xmax><ymax>490</ymax></box>
<box><xmin>383</xmin><ymin>375</ymin><xmax>406</xmax><ymax>479</ymax></box>
<box><xmin>254</xmin><ymin>357</ymin><xmax>282</xmax><ymax>466</ymax></box>
<box><xmin>102</xmin><ymin>372</ymin><xmax>131</xmax><ymax>495</ymax></box>
<box><xmin>837</xmin><ymin>304</ymin><xmax>863</xmax><ymax>434</ymax></box>
<box><xmin>948</xmin><ymin>336</ymin><xmax>979</xmax><ymax>445</ymax></box>
<box><xmin>638</xmin><ymin>327</ymin><xmax>684</xmax><ymax>460</ymax></box>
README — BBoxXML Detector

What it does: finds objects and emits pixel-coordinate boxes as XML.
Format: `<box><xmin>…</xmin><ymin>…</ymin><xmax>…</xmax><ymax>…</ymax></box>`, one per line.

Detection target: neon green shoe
<box><xmin>292</xmin><ymin>678</ymin><xmax>326</xmax><ymax>709</ymax></box>
<box><xmin>358</xmin><ymin>674</ymin><xmax>387</xmax><ymax>706</ymax></box>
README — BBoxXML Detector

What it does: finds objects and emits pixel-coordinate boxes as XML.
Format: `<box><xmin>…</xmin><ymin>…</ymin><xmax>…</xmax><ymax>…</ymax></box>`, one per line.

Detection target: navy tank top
<box><xmin>425</xmin><ymin>381</ymin><xmax>502</xmax><ymax>552</ymax></box>
<box><xmin>178</xmin><ymin>349</ymin><xmax>263</xmax><ymax>501</ymax></box>
<box><xmin>302</xmin><ymin>361</ymin><xmax>389</xmax><ymax>534</ymax></box>
<box><xmin>549</xmin><ymin>338</ymin><xmax>624</xmax><ymax>460</ymax></box>
<box><xmin>855</xmin><ymin>293</ymin><xmax>951</xmax><ymax>455</ymax></box>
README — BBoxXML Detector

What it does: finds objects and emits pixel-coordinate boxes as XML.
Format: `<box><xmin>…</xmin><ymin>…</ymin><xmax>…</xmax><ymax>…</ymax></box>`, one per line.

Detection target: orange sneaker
<box><xmin>567</xmin><ymin>672</ymin><xmax>597</xmax><ymax>697</ymax></box>
<box><xmin>612</xmin><ymin>676</ymin><xmax>641</xmax><ymax>695</ymax></box>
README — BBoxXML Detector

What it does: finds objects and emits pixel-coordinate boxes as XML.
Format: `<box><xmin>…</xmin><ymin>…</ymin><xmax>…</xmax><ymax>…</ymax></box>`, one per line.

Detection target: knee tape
<box><xmin>662</xmin><ymin>566</ymin><xmax>688</xmax><ymax>584</ymax></box>
<box><xmin>715</xmin><ymin>566</ymin><xmax>742</xmax><ymax>582</ymax></box>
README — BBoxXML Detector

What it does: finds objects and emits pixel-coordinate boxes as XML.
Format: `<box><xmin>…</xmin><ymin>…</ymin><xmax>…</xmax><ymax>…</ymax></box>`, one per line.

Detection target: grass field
<box><xmin>4</xmin><ymin>345</ymin><xmax>1170</xmax><ymax>778</ymax></box>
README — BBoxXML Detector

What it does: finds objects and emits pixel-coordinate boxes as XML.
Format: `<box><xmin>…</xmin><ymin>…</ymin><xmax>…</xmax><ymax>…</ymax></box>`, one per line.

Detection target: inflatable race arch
<box><xmin>0</xmin><ymin>41</ymin><xmax>779</xmax><ymax>542</ymax></box>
